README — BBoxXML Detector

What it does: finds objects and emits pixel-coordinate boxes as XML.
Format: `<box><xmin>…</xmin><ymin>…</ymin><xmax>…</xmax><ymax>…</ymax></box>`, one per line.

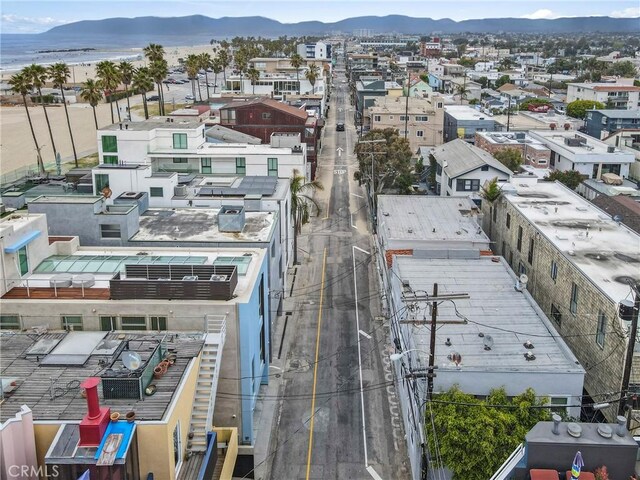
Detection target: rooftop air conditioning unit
<box><xmin>174</xmin><ymin>185</ymin><xmax>187</xmax><ymax>197</ymax></box>
<box><xmin>121</xmin><ymin>192</ymin><xmax>139</xmax><ymax>198</ymax></box>
<box><xmin>182</xmin><ymin>275</ymin><xmax>198</xmax><ymax>281</ymax></box>
<box><xmin>210</xmin><ymin>274</ymin><xmax>228</xmax><ymax>282</ymax></box>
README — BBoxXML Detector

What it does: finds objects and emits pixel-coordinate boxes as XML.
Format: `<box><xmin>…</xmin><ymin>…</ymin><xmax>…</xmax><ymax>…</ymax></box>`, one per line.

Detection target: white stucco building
<box><xmin>566</xmin><ymin>83</ymin><xmax>640</xmax><ymax>110</ymax></box>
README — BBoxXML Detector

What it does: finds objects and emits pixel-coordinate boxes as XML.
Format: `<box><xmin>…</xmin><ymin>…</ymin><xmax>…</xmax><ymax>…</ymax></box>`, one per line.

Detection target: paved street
<box><xmin>264</xmin><ymin>58</ymin><xmax>410</xmax><ymax>480</ymax></box>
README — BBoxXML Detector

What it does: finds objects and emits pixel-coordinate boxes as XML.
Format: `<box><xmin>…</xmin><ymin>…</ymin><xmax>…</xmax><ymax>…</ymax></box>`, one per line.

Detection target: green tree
<box><xmin>185</xmin><ymin>54</ymin><xmax>200</xmax><ymax>100</ymax></box>
<box><xmin>118</xmin><ymin>61</ymin><xmax>135</xmax><ymax>119</ymax></box>
<box><xmin>428</xmin><ymin>386</ymin><xmax>549</xmax><ymax>480</ymax></box>
<box><xmin>458</xmin><ymin>57</ymin><xmax>475</xmax><ymax>68</ymax></box>
<box><xmin>566</xmin><ymin>99</ymin><xmax>605</xmax><ymax>119</ymax></box>
<box><xmin>544</xmin><ymin>170</ymin><xmax>585</xmax><ymax>190</ymax></box>
<box><xmin>25</xmin><ymin>64</ymin><xmax>58</xmax><ymax>164</ymax></box>
<box><xmin>247</xmin><ymin>66</ymin><xmax>260</xmax><ymax>94</ymax></box>
<box><xmin>606</xmin><ymin>60</ymin><xmax>637</xmax><ymax>78</ymax></box>
<box><xmin>518</xmin><ymin>97</ymin><xmax>553</xmax><ymax>111</ymax></box>
<box><xmin>290</xmin><ymin>169</ymin><xmax>324</xmax><ymax>265</ymax></box>
<box><xmin>478</xmin><ymin>76</ymin><xmax>489</xmax><ymax>89</ymax></box>
<box><xmin>481</xmin><ymin>177</ymin><xmax>501</xmax><ymax>202</ymax></box>
<box><xmin>428</xmin><ymin>154</ymin><xmax>437</xmax><ymax>190</ymax></box>
<box><xmin>49</xmin><ymin>62</ymin><xmax>78</xmax><ymax>166</ymax></box>
<box><xmin>493</xmin><ymin>148</ymin><xmax>523</xmax><ymax>172</ymax></box>
<box><xmin>495</xmin><ymin>74</ymin><xmax>511</xmax><ymax>88</ymax></box>
<box><xmin>199</xmin><ymin>52</ymin><xmax>213</xmax><ymax>99</ymax></box>
<box><xmin>234</xmin><ymin>47</ymin><xmax>250</xmax><ymax>94</ymax></box>
<box><xmin>9</xmin><ymin>71</ymin><xmax>44</xmax><ymax>174</ymax></box>
<box><xmin>80</xmin><ymin>79</ymin><xmax>103</xmax><ymax>130</ymax></box>
<box><xmin>217</xmin><ymin>48</ymin><xmax>230</xmax><ymax>86</ymax></box>
<box><xmin>144</xmin><ymin>43</ymin><xmax>167</xmax><ymax>115</ymax></box>
<box><xmin>132</xmin><ymin>67</ymin><xmax>154</xmax><ymax>120</ymax></box>
<box><xmin>290</xmin><ymin>53</ymin><xmax>304</xmax><ymax>94</ymax></box>
<box><xmin>96</xmin><ymin>60</ymin><xmax>122</xmax><ymax>123</ymax></box>
<box><xmin>305</xmin><ymin>63</ymin><xmax>320</xmax><ymax>94</ymax></box>
<box><xmin>211</xmin><ymin>57</ymin><xmax>223</xmax><ymax>93</ymax></box>
<box><xmin>354</xmin><ymin>129</ymin><xmax>413</xmax><ymax>195</ymax></box>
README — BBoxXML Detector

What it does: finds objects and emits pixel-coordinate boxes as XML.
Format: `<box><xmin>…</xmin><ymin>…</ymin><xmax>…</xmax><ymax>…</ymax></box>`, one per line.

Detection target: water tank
<box><xmin>72</xmin><ymin>274</ymin><xmax>95</xmax><ymax>288</ymax></box>
<box><xmin>174</xmin><ymin>185</ymin><xmax>187</xmax><ymax>197</ymax></box>
<box><xmin>50</xmin><ymin>274</ymin><xmax>73</xmax><ymax>288</ymax></box>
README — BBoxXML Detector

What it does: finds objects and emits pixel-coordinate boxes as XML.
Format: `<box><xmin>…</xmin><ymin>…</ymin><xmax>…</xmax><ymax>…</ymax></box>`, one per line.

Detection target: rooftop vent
<box><xmin>616</xmin><ymin>415</ymin><xmax>627</xmax><ymax>437</ymax></box>
<box><xmin>597</xmin><ymin>424</ymin><xmax>613</xmax><ymax>439</ymax></box>
<box><xmin>552</xmin><ymin>414</ymin><xmax>561</xmax><ymax>435</ymax></box>
<box><xmin>567</xmin><ymin>423</ymin><xmax>582</xmax><ymax>438</ymax></box>
<box><xmin>523</xmin><ymin>340</ymin><xmax>534</xmax><ymax>349</ymax></box>
<box><xmin>607</xmin><ymin>145</ymin><xmax>616</xmax><ymax>153</ymax></box>
<box><xmin>524</xmin><ymin>351</ymin><xmax>536</xmax><ymax>361</ymax></box>
<box><xmin>218</xmin><ymin>205</ymin><xmax>246</xmax><ymax>233</ymax></box>
<box><xmin>483</xmin><ymin>335</ymin><xmax>494</xmax><ymax>351</ymax></box>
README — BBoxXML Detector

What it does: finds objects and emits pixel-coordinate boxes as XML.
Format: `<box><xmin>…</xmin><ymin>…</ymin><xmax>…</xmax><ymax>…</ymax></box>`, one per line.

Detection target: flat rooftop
<box><xmin>369</xmin><ymin>96</ymin><xmax>437</xmax><ymax>114</ymax></box>
<box><xmin>445</xmin><ymin>105</ymin><xmax>495</xmax><ymax>122</ymax></box>
<box><xmin>101</xmin><ymin>118</ymin><xmax>202</xmax><ymax>132</ymax></box>
<box><xmin>395</xmin><ymin>256</ymin><xmax>583</xmax><ymax>372</ymax></box>
<box><xmin>504</xmin><ymin>181</ymin><xmax>640</xmax><ymax>302</ymax></box>
<box><xmin>530</xmin><ymin>130</ymin><xmax>635</xmax><ymax>159</ymax></box>
<box><xmin>0</xmin><ymin>331</ymin><xmax>205</xmax><ymax>422</ymax></box>
<box><xmin>133</xmin><ymin>208</ymin><xmax>275</xmax><ymax>243</ymax></box>
<box><xmin>477</xmin><ymin>131</ymin><xmax>550</xmax><ymax>151</ymax></box>
<box><xmin>28</xmin><ymin>195</ymin><xmax>102</xmax><ymax>204</ymax></box>
<box><xmin>590</xmin><ymin>109</ymin><xmax>640</xmax><ymax>119</ymax></box>
<box><xmin>377</xmin><ymin>196</ymin><xmax>488</xmax><ymax>244</ymax></box>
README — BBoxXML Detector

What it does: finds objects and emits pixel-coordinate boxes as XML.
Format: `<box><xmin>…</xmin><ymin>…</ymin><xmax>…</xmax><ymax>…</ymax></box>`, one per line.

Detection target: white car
<box><xmin>185</xmin><ymin>94</ymin><xmax>196</xmax><ymax>101</ymax></box>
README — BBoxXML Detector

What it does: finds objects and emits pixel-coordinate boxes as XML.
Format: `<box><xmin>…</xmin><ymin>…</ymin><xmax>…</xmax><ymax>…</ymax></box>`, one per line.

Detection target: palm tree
<box><xmin>49</xmin><ymin>63</ymin><xmax>78</xmax><ymax>166</ymax></box>
<box><xmin>217</xmin><ymin>48</ymin><xmax>230</xmax><ymax>86</ymax></box>
<box><xmin>247</xmin><ymin>67</ymin><xmax>260</xmax><ymax>94</ymax></box>
<box><xmin>9</xmin><ymin>71</ymin><xmax>44</xmax><ymax>174</ymax></box>
<box><xmin>212</xmin><ymin>57</ymin><xmax>223</xmax><ymax>94</ymax></box>
<box><xmin>290</xmin><ymin>169</ymin><xmax>324</xmax><ymax>265</ymax></box>
<box><xmin>143</xmin><ymin>43</ymin><xmax>165</xmax><ymax>63</ymax></box>
<box><xmin>234</xmin><ymin>48</ymin><xmax>249</xmax><ymax>94</ymax></box>
<box><xmin>132</xmin><ymin>67</ymin><xmax>154</xmax><ymax>120</ymax></box>
<box><xmin>481</xmin><ymin>177</ymin><xmax>501</xmax><ymax>238</ymax></box>
<box><xmin>199</xmin><ymin>53</ymin><xmax>213</xmax><ymax>99</ymax></box>
<box><xmin>305</xmin><ymin>64</ymin><xmax>319</xmax><ymax>94</ymax></box>
<box><xmin>149</xmin><ymin>59</ymin><xmax>168</xmax><ymax>115</ymax></box>
<box><xmin>185</xmin><ymin>54</ymin><xmax>200</xmax><ymax>100</ymax></box>
<box><xmin>80</xmin><ymin>79</ymin><xmax>102</xmax><ymax>130</ymax></box>
<box><xmin>290</xmin><ymin>53</ymin><xmax>304</xmax><ymax>94</ymax></box>
<box><xmin>118</xmin><ymin>61</ymin><xmax>135</xmax><ymax>119</ymax></box>
<box><xmin>96</xmin><ymin>61</ymin><xmax>122</xmax><ymax>123</ymax></box>
<box><xmin>24</xmin><ymin>64</ymin><xmax>57</xmax><ymax>164</ymax></box>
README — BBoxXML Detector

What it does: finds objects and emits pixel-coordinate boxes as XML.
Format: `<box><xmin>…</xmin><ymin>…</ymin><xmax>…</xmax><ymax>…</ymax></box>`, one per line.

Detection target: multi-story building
<box><xmin>249</xmin><ymin>57</ymin><xmax>328</xmax><ymax>75</ymax></box>
<box><xmin>601</xmin><ymin>129</ymin><xmax>640</xmax><ymax>181</ymax></box>
<box><xmin>475</xmin><ymin>131</ymin><xmax>551</xmax><ymax>168</ymax></box>
<box><xmin>367</xmin><ymin>96</ymin><xmax>444</xmax><ymax>153</ymax></box>
<box><xmin>219</xmin><ymin>98</ymin><xmax>322</xmax><ymax>178</ymax></box>
<box><xmin>566</xmin><ymin>83</ymin><xmax>640</xmax><ymax>110</ymax></box>
<box><xmin>0</xmin><ymin>212</ymin><xmax>271</xmax><ymax>455</ymax></box>
<box><xmin>481</xmin><ymin>179</ymin><xmax>640</xmax><ymax>421</ymax></box>
<box><xmin>353</xmin><ymin>77</ymin><xmax>403</xmax><ymax>133</ymax></box>
<box><xmin>528</xmin><ymin>130</ymin><xmax>635</xmax><ymax>179</ymax></box>
<box><xmin>419</xmin><ymin>37</ymin><xmax>441</xmax><ymax>57</ymax></box>
<box><xmin>443</xmin><ymin>105</ymin><xmax>500</xmax><ymax>143</ymax></box>
<box><xmin>296</xmin><ymin>41</ymin><xmax>332</xmax><ymax>60</ymax></box>
<box><xmin>431</xmin><ymin>138</ymin><xmax>512</xmax><ymax>198</ymax></box>
<box><xmin>585</xmin><ymin>109</ymin><xmax>640</xmax><ymax>139</ymax></box>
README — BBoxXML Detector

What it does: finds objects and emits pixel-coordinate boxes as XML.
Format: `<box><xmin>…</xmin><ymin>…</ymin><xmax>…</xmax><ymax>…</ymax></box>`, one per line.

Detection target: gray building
<box><xmin>443</xmin><ymin>105</ymin><xmax>499</xmax><ymax>143</ymax></box>
<box><xmin>482</xmin><ymin>179</ymin><xmax>640</xmax><ymax>421</ymax></box>
<box><xmin>585</xmin><ymin>109</ymin><xmax>640</xmax><ymax>140</ymax></box>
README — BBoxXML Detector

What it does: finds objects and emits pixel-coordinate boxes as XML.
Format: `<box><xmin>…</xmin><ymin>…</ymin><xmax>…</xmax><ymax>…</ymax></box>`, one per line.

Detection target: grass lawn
<box><xmin>131</xmin><ymin>102</ymin><xmax>187</xmax><ymax>117</ymax></box>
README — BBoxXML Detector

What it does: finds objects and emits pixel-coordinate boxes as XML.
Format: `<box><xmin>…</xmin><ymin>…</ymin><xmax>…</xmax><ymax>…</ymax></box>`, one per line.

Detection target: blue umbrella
<box><xmin>570</xmin><ymin>451</ymin><xmax>584</xmax><ymax>479</ymax></box>
<box><xmin>76</xmin><ymin>470</ymin><xmax>90</xmax><ymax>480</ymax></box>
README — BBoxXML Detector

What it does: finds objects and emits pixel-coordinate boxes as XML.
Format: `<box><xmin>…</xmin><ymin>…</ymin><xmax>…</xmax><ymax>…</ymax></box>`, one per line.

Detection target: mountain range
<box><xmin>43</xmin><ymin>14</ymin><xmax>639</xmax><ymax>36</ymax></box>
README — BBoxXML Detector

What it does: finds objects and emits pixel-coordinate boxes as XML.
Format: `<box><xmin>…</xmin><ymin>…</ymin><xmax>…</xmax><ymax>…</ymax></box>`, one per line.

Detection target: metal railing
<box><xmin>488</xmin><ymin>443</ymin><xmax>525</xmax><ymax>480</ymax></box>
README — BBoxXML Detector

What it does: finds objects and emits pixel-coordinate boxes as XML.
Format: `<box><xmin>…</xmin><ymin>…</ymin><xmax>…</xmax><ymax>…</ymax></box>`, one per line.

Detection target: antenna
<box><xmin>122</xmin><ymin>351</ymin><xmax>142</xmax><ymax>370</ymax></box>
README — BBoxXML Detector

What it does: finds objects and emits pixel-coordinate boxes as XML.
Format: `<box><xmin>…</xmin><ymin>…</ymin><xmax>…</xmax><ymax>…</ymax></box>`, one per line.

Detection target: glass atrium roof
<box><xmin>34</xmin><ymin>255</ymin><xmax>208</xmax><ymax>274</ymax></box>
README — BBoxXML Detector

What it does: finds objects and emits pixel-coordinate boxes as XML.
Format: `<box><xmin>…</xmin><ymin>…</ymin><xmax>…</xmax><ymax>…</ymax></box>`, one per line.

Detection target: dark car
<box><xmin>336</xmin><ymin>122</ymin><xmax>345</xmax><ymax>131</ymax></box>
<box><xmin>147</xmin><ymin>95</ymin><xmax>160</xmax><ymax>101</ymax></box>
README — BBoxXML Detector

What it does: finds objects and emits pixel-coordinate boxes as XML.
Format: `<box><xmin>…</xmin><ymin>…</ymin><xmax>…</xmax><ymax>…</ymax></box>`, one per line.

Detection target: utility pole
<box><xmin>506</xmin><ymin>93</ymin><xmax>512</xmax><ymax>132</ymax></box>
<box><xmin>619</xmin><ymin>282</ymin><xmax>640</xmax><ymax>421</ymax></box>
<box><xmin>428</xmin><ymin>283</ymin><xmax>438</xmax><ymax>396</ymax></box>
<box><xmin>404</xmin><ymin>74</ymin><xmax>410</xmax><ymax>140</ymax></box>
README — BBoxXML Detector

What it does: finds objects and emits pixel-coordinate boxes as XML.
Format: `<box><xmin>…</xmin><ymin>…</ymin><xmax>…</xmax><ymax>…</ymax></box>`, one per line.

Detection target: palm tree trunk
<box><xmin>204</xmin><ymin>72</ymin><xmax>210</xmax><ymax>99</ymax></box>
<box><xmin>296</xmin><ymin>70</ymin><xmax>300</xmax><ymax>94</ymax></box>
<box><xmin>114</xmin><ymin>96</ymin><xmax>122</xmax><ymax>122</ymax></box>
<box><xmin>60</xmin><ymin>88</ymin><xmax>78</xmax><ymax>166</ymax></box>
<box><xmin>293</xmin><ymin>220</ymin><xmax>299</xmax><ymax>265</ymax></box>
<box><xmin>191</xmin><ymin>79</ymin><xmax>196</xmax><ymax>98</ymax></box>
<box><xmin>159</xmin><ymin>83</ymin><xmax>165</xmax><ymax>116</ymax></box>
<box><xmin>223</xmin><ymin>68</ymin><xmax>226</xmax><ymax>85</ymax></box>
<box><xmin>142</xmin><ymin>95</ymin><xmax>149</xmax><ymax>120</ymax></box>
<box><xmin>92</xmin><ymin>105</ymin><xmax>98</xmax><ymax>130</ymax></box>
<box><xmin>107</xmin><ymin>92</ymin><xmax>115</xmax><ymax>124</ymax></box>
<box><xmin>38</xmin><ymin>87</ymin><xmax>57</xmax><ymax>162</ymax></box>
<box><xmin>197</xmin><ymin>80</ymin><xmax>203</xmax><ymax>101</ymax></box>
<box><xmin>213</xmin><ymin>72</ymin><xmax>218</xmax><ymax>93</ymax></box>
<box><xmin>22</xmin><ymin>94</ymin><xmax>44</xmax><ymax>174</ymax></box>
<box><xmin>125</xmin><ymin>85</ymin><xmax>131</xmax><ymax>120</ymax></box>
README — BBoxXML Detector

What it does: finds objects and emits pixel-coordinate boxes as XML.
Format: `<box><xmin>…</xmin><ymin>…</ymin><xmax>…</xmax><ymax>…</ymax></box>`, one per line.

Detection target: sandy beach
<box><xmin>0</xmin><ymin>44</ymin><xmax>219</xmax><ymax>181</ymax></box>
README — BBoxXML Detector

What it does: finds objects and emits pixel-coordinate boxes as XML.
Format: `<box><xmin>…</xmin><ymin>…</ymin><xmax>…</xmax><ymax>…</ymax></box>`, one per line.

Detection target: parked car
<box><xmin>147</xmin><ymin>95</ymin><xmax>159</xmax><ymax>101</ymax></box>
<box><xmin>185</xmin><ymin>94</ymin><xmax>196</xmax><ymax>101</ymax></box>
<box><xmin>336</xmin><ymin>122</ymin><xmax>345</xmax><ymax>131</ymax></box>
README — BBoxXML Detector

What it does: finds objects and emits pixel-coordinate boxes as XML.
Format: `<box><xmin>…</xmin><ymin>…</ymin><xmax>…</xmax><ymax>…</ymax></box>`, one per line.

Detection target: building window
<box><xmin>148</xmin><ymin>187</ymin><xmax>163</xmax><ymax>198</ymax></box>
<box><xmin>258</xmin><ymin>275</ymin><xmax>265</xmax><ymax>320</ymax></box>
<box><xmin>550</xmin><ymin>304</ymin><xmax>562</xmax><ymax>326</ymax></box>
<box><xmin>528</xmin><ymin>238</ymin><xmax>534</xmax><ymax>264</ymax></box>
<box><xmin>262</xmin><ymin>112</ymin><xmax>272</xmax><ymax>119</ymax></box>
<box><xmin>62</xmin><ymin>315</ymin><xmax>83</xmax><ymax>331</ymax></box>
<box><xmin>550</xmin><ymin>397</ymin><xmax>568</xmax><ymax>415</ymax></box>
<box><xmin>236</xmin><ymin>157</ymin><xmax>246</xmax><ymax>175</ymax></box>
<box><xmin>480</xmin><ymin>165</ymin><xmax>489</xmax><ymax>171</ymax></box>
<box><xmin>415</xmin><ymin>115</ymin><xmax>428</xmax><ymax>121</ymax></box>
<box><xmin>492</xmin><ymin>205</ymin><xmax>497</xmax><ymax>223</ymax></box>
<box><xmin>374</xmin><ymin>115</ymin><xmax>381</xmax><ymax>122</ymax></box>
<box><xmin>570</xmin><ymin>283</ymin><xmax>579</xmax><ymax>315</ymax></box>
<box><xmin>103</xmin><ymin>155</ymin><xmax>118</xmax><ymax>165</ymax></box>
<box><xmin>95</xmin><ymin>173</ymin><xmax>109</xmax><ymax>192</ymax></box>
<box><xmin>400</xmin><ymin>115</ymin><xmax>408</xmax><ymax>121</ymax></box>
<box><xmin>506</xmin><ymin>213</ymin><xmax>511</xmax><ymax>229</ymax></box>
<box><xmin>501</xmin><ymin>241</ymin><xmax>506</xmax><ymax>255</ymax></box>
<box><xmin>260</xmin><ymin>319</ymin><xmax>265</xmax><ymax>364</ymax></box>
<box><xmin>100</xmin><ymin>316</ymin><xmax>117</xmax><ymax>331</ymax></box>
<box><xmin>0</xmin><ymin>315</ymin><xmax>20</xmax><ymax>330</ymax></box>
<box><xmin>201</xmin><ymin>158</ymin><xmax>212</xmax><ymax>174</ymax></box>
<box><xmin>268</xmin><ymin>157</ymin><xmax>278</xmax><ymax>177</ymax></box>
<box><xmin>416</xmin><ymin>130</ymin><xmax>424</xmax><ymax>137</ymax></box>
<box><xmin>437</xmin><ymin>102</ymin><xmax>443</xmax><ymax>109</ymax></box>
<box><xmin>517</xmin><ymin>226</ymin><xmax>523</xmax><ymax>252</ymax></box>
<box><xmin>18</xmin><ymin>245</ymin><xmax>29</xmax><ymax>276</ymax></box>
<box><xmin>173</xmin><ymin>133</ymin><xmax>188</xmax><ymax>149</ymax></box>
<box><xmin>102</xmin><ymin>135</ymin><xmax>117</xmax><ymax>153</ymax></box>
<box><xmin>173</xmin><ymin>422</ymin><xmax>182</xmax><ymax>471</ymax></box>
<box><xmin>173</xmin><ymin>158</ymin><xmax>188</xmax><ymax>163</ymax></box>
<box><xmin>151</xmin><ymin>316</ymin><xmax>167</xmax><ymax>331</ymax></box>
<box><xmin>596</xmin><ymin>311</ymin><xmax>606</xmax><ymax>348</ymax></box>
<box><xmin>456</xmin><ymin>179</ymin><xmax>480</xmax><ymax>191</ymax></box>
<box><xmin>518</xmin><ymin>262</ymin><xmax>527</xmax><ymax>275</ymax></box>
<box><xmin>121</xmin><ymin>316</ymin><xmax>147</xmax><ymax>330</ymax></box>
<box><xmin>550</xmin><ymin>260</ymin><xmax>558</xmax><ymax>281</ymax></box>
<box><xmin>100</xmin><ymin>224</ymin><xmax>121</xmax><ymax>239</ymax></box>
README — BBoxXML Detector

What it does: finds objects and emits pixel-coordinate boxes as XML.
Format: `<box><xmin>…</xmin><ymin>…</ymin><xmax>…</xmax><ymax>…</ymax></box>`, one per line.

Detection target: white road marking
<box><xmin>358</xmin><ymin>329</ymin><xmax>371</xmax><ymax>339</ymax></box>
<box><xmin>336</xmin><ymin>147</ymin><xmax>344</xmax><ymax>157</ymax></box>
<box><xmin>366</xmin><ymin>465</ymin><xmax>384</xmax><ymax>480</ymax></box>
<box><xmin>334</xmin><ymin>169</ymin><xmax>346</xmax><ymax>175</ymax></box>
<box><xmin>351</xmin><ymin>193</ymin><xmax>364</xmax><ymax>198</ymax></box>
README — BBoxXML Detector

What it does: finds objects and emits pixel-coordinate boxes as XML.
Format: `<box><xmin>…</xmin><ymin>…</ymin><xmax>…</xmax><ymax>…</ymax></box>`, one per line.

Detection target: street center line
<box><xmin>305</xmin><ymin>247</ymin><xmax>328</xmax><ymax>480</ymax></box>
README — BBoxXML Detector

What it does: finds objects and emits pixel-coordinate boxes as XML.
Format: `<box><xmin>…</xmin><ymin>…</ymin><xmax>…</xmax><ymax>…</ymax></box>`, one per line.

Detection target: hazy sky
<box><xmin>2</xmin><ymin>0</ymin><xmax>639</xmax><ymax>34</ymax></box>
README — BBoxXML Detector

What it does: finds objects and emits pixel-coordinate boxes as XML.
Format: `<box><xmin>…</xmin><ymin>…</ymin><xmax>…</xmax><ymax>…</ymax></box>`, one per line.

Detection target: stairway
<box><xmin>187</xmin><ymin>316</ymin><xmax>226</xmax><ymax>452</ymax></box>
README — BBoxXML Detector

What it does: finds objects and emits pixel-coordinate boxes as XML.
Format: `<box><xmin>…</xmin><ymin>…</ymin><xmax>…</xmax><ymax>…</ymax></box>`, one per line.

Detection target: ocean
<box><xmin>1</xmin><ymin>33</ymin><xmax>216</xmax><ymax>72</ymax></box>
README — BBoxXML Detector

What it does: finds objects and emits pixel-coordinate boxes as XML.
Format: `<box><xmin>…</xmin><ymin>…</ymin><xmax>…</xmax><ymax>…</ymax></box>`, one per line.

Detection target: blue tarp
<box><xmin>94</xmin><ymin>421</ymin><xmax>135</xmax><ymax>461</ymax></box>
<box><xmin>4</xmin><ymin>230</ymin><xmax>41</xmax><ymax>253</ymax></box>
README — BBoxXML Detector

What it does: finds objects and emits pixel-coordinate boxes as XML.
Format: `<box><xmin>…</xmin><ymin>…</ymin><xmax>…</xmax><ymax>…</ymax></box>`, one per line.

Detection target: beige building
<box><xmin>368</xmin><ymin>96</ymin><xmax>445</xmax><ymax>154</ymax></box>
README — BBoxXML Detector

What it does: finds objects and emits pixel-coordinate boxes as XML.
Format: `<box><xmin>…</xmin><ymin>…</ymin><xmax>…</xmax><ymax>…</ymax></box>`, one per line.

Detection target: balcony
<box><xmin>110</xmin><ymin>264</ymin><xmax>238</xmax><ymax>301</ymax></box>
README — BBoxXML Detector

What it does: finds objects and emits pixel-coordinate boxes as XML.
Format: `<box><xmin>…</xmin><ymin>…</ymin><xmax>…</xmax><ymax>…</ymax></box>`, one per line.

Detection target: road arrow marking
<box><xmin>359</xmin><ymin>329</ymin><xmax>371</xmax><ymax>339</ymax></box>
<box><xmin>336</xmin><ymin>147</ymin><xmax>344</xmax><ymax>157</ymax></box>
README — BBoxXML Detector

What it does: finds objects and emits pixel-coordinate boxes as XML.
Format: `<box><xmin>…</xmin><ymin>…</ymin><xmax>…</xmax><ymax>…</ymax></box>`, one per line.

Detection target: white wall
<box><xmin>440</xmin><ymin>167</ymin><xmax>510</xmax><ymax>197</ymax></box>
<box><xmin>0</xmin><ymin>406</ymin><xmax>38</xmax><ymax>480</ymax></box>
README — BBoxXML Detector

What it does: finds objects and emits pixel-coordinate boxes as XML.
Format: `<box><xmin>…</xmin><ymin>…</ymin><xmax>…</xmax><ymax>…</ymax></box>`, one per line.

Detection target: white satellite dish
<box><xmin>519</xmin><ymin>274</ymin><xmax>528</xmax><ymax>286</ymax></box>
<box><xmin>122</xmin><ymin>351</ymin><xmax>142</xmax><ymax>370</ymax></box>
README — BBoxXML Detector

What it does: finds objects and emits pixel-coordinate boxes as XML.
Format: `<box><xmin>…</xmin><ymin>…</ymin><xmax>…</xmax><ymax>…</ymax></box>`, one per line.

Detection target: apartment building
<box><xmin>296</xmin><ymin>41</ymin><xmax>332</xmax><ymax>60</ymax></box>
<box><xmin>443</xmin><ymin>105</ymin><xmax>500</xmax><ymax>143</ymax></box>
<box><xmin>566</xmin><ymin>83</ymin><xmax>640</xmax><ymax>110</ymax></box>
<box><xmin>482</xmin><ymin>180</ymin><xmax>640</xmax><ymax>421</ymax></box>
<box><xmin>475</xmin><ymin>131</ymin><xmax>551</xmax><ymax>168</ymax></box>
<box><xmin>585</xmin><ymin>109</ymin><xmax>640</xmax><ymax>139</ymax></box>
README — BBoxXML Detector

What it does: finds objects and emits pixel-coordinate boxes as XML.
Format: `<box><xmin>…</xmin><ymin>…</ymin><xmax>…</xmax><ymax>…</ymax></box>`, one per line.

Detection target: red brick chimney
<box><xmin>78</xmin><ymin>377</ymin><xmax>111</xmax><ymax>447</ymax></box>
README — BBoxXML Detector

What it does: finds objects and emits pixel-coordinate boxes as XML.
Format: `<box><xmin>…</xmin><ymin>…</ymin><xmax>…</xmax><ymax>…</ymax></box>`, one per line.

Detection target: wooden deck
<box><xmin>2</xmin><ymin>287</ymin><xmax>110</xmax><ymax>300</ymax></box>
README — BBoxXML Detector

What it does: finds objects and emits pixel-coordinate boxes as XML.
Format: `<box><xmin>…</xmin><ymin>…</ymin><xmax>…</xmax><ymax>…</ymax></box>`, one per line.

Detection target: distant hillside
<box><xmin>43</xmin><ymin>14</ymin><xmax>639</xmax><ymax>36</ymax></box>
